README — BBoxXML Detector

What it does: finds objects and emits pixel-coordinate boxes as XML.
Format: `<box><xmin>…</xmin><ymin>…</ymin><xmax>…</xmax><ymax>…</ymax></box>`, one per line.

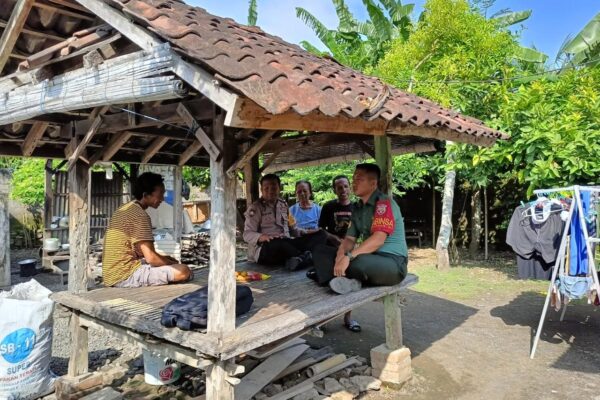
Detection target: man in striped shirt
<box><xmin>102</xmin><ymin>172</ymin><xmax>191</xmax><ymax>288</ymax></box>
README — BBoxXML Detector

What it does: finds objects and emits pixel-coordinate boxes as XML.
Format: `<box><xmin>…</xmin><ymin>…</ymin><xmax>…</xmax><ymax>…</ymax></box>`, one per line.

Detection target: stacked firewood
<box><xmin>180</xmin><ymin>232</ymin><xmax>211</xmax><ymax>267</ymax></box>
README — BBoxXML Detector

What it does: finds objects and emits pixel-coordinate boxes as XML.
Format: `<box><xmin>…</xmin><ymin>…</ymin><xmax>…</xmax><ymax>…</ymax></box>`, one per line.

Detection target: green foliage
<box><xmin>9</xmin><ymin>159</ymin><xmax>46</xmax><ymax>206</ymax></box>
<box><xmin>183</xmin><ymin>167</ymin><xmax>211</xmax><ymax>189</ymax></box>
<box><xmin>479</xmin><ymin>68</ymin><xmax>600</xmax><ymax>196</ymax></box>
<box><xmin>279</xmin><ymin>162</ymin><xmax>357</xmax><ymax>204</ymax></box>
<box><xmin>296</xmin><ymin>0</ymin><xmax>415</xmax><ymax>70</ymax></box>
<box><xmin>247</xmin><ymin>0</ymin><xmax>258</xmax><ymax>26</ymax></box>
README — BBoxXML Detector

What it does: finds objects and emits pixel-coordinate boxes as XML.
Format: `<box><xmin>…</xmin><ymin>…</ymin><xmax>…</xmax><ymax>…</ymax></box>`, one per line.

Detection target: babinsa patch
<box><xmin>371</xmin><ymin>199</ymin><xmax>395</xmax><ymax>235</ymax></box>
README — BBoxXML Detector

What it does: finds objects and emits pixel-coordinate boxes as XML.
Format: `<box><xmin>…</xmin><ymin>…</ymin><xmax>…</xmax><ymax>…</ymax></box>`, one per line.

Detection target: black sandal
<box><xmin>344</xmin><ymin>319</ymin><xmax>361</xmax><ymax>333</ymax></box>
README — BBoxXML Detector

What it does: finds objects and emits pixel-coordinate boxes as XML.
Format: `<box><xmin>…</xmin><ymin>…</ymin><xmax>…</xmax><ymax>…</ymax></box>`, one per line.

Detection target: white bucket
<box><xmin>142</xmin><ymin>349</ymin><xmax>181</xmax><ymax>385</ymax></box>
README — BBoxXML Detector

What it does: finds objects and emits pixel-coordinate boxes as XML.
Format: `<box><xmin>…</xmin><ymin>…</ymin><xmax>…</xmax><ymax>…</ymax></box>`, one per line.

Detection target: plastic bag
<box><xmin>0</xmin><ymin>280</ymin><xmax>55</xmax><ymax>399</ymax></box>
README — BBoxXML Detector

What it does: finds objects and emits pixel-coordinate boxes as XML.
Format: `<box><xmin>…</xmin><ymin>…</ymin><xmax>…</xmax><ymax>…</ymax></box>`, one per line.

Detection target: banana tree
<box><xmin>296</xmin><ymin>0</ymin><xmax>415</xmax><ymax>70</ymax></box>
<box><xmin>557</xmin><ymin>12</ymin><xmax>600</xmax><ymax>68</ymax></box>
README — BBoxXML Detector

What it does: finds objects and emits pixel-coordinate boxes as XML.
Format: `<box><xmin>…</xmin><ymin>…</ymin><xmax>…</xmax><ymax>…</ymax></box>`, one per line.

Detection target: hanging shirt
<box><xmin>290</xmin><ymin>202</ymin><xmax>321</xmax><ymax>230</ymax></box>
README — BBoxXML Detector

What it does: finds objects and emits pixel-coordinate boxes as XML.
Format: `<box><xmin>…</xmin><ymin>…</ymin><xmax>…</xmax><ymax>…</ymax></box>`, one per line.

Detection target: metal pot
<box><xmin>18</xmin><ymin>259</ymin><xmax>38</xmax><ymax>277</ymax></box>
<box><xmin>43</xmin><ymin>238</ymin><xmax>60</xmax><ymax>252</ymax></box>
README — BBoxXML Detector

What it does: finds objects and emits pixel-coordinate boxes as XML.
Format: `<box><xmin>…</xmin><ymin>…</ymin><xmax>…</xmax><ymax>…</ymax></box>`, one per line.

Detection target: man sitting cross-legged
<box><xmin>102</xmin><ymin>172</ymin><xmax>192</xmax><ymax>288</ymax></box>
<box><xmin>313</xmin><ymin>163</ymin><xmax>408</xmax><ymax>294</ymax></box>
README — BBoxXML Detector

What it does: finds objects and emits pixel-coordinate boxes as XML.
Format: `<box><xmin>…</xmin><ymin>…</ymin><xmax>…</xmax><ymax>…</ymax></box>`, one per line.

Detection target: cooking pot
<box><xmin>43</xmin><ymin>238</ymin><xmax>60</xmax><ymax>252</ymax></box>
<box><xmin>18</xmin><ymin>259</ymin><xmax>38</xmax><ymax>277</ymax></box>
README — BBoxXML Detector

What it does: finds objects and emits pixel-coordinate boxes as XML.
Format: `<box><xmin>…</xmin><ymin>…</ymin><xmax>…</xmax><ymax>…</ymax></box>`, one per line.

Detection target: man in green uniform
<box><xmin>313</xmin><ymin>163</ymin><xmax>408</xmax><ymax>294</ymax></box>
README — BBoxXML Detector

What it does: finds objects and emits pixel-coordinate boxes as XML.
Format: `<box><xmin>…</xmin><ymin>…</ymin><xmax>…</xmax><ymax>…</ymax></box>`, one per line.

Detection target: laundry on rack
<box><xmin>507</xmin><ymin>202</ymin><xmax>565</xmax><ymax>280</ymax></box>
<box><xmin>569</xmin><ymin>190</ymin><xmax>595</xmax><ymax>276</ymax></box>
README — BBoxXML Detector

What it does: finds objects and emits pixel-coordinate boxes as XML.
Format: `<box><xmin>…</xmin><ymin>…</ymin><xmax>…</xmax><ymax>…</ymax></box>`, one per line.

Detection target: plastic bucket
<box><xmin>142</xmin><ymin>349</ymin><xmax>181</xmax><ymax>385</ymax></box>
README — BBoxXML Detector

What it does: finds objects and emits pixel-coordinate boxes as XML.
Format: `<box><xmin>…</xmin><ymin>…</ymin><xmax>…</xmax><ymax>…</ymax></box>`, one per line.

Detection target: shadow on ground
<box><xmin>490</xmin><ymin>290</ymin><xmax>600</xmax><ymax>373</ymax></box>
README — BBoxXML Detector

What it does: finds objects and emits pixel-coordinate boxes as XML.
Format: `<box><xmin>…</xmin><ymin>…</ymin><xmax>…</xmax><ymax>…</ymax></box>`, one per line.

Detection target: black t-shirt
<box><xmin>318</xmin><ymin>200</ymin><xmax>354</xmax><ymax>238</ymax></box>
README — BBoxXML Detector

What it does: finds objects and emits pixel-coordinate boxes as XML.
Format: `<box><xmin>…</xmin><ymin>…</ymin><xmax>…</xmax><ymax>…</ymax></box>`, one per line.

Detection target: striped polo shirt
<box><xmin>102</xmin><ymin>201</ymin><xmax>154</xmax><ymax>286</ymax></box>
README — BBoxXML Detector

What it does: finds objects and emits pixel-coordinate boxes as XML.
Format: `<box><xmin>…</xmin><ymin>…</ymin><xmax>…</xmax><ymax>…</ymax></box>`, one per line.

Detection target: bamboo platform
<box><xmin>52</xmin><ymin>263</ymin><xmax>418</xmax><ymax>360</ymax></box>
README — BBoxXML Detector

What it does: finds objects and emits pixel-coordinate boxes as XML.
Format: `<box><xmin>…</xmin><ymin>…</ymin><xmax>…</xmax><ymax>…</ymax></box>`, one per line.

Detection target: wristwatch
<box><xmin>345</xmin><ymin>251</ymin><xmax>356</xmax><ymax>261</ymax></box>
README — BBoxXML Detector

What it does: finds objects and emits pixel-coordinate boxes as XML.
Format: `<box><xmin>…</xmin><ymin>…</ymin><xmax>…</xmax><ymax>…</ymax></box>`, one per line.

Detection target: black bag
<box><xmin>161</xmin><ymin>285</ymin><xmax>253</xmax><ymax>330</ymax></box>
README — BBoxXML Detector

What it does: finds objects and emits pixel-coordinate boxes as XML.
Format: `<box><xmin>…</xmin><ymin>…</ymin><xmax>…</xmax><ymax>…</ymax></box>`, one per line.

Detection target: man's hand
<box><xmin>334</xmin><ymin>255</ymin><xmax>350</xmax><ymax>277</ymax></box>
<box><xmin>258</xmin><ymin>234</ymin><xmax>272</xmax><ymax>243</ymax></box>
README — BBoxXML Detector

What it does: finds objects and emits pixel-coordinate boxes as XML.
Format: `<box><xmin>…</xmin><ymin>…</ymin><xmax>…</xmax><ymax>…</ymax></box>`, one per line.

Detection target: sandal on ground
<box><xmin>344</xmin><ymin>319</ymin><xmax>361</xmax><ymax>333</ymax></box>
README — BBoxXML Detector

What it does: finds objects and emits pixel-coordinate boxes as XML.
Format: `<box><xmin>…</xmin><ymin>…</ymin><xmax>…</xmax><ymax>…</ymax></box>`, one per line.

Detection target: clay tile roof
<box><xmin>108</xmin><ymin>0</ymin><xmax>508</xmax><ymax>141</ymax></box>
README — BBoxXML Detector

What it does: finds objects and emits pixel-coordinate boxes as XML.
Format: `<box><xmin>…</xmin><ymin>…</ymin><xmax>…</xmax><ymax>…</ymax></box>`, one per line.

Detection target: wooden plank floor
<box><xmin>52</xmin><ymin>263</ymin><xmax>418</xmax><ymax>359</ymax></box>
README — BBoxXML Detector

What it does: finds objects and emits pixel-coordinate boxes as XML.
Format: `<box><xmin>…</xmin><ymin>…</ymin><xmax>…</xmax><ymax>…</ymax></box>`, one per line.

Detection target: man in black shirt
<box><xmin>314</xmin><ymin>175</ymin><xmax>360</xmax><ymax>332</ymax></box>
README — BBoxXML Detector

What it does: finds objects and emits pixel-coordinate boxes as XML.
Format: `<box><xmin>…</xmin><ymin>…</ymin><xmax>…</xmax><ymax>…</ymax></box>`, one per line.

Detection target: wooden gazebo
<box><xmin>0</xmin><ymin>0</ymin><xmax>507</xmax><ymax>398</ymax></box>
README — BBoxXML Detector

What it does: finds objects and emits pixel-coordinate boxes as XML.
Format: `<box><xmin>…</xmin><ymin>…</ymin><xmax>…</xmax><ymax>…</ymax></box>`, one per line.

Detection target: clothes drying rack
<box><xmin>530</xmin><ymin>185</ymin><xmax>600</xmax><ymax>359</ymax></box>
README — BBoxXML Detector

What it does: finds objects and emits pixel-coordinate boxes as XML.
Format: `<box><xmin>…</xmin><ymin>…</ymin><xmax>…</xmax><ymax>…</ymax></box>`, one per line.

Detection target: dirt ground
<box><xmin>7</xmin><ymin>247</ymin><xmax>600</xmax><ymax>399</ymax></box>
<box><xmin>310</xmin><ymin>248</ymin><xmax>600</xmax><ymax>400</ymax></box>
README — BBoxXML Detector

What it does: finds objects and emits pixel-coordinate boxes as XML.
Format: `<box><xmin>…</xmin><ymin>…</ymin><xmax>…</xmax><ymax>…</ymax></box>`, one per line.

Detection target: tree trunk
<box><xmin>436</xmin><ymin>152</ymin><xmax>456</xmax><ymax>270</ymax></box>
<box><xmin>0</xmin><ymin>170</ymin><xmax>10</xmax><ymax>288</ymax></box>
<box><xmin>469</xmin><ymin>188</ymin><xmax>482</xmax><ymax>257</ymax></box>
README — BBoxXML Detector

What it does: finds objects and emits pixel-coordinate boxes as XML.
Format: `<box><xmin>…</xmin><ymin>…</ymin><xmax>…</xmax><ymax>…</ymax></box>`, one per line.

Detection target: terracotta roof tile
<box><xmin>116</xmin><ymin>0</ymin><xmax>508</xmax><ymax>140</ymax></box>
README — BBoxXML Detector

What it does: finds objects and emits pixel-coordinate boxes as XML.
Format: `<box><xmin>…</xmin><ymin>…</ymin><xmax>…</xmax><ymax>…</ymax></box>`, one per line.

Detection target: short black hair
<box><xmin>260</xmin><ymin>173</ymin><xmax>281</xmax><ymax>187</ymax></box>
<box><xmin>332</xmin><ymin>175</ymin><xmax>349</xmax><ymax>189</ymax></box>
<box><xmin>355</xmin><ymin>163</ymin><xmax>381</xmax><ymax>183</ymax></box>
<box><xmin>295</xmin><ymin>180</ymin><xmax>313</xmax><ymax>194</ymax></box>
<box><xmin>133</xmin><ymin>172</ymin><xmax>164</xmax><ymax>200</ymax></box>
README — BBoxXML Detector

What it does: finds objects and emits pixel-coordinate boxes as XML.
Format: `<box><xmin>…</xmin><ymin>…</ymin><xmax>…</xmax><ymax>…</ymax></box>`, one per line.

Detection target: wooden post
<box><xmin>67</xmin><ymin>160</ymin><xmax>90</xmax><ymax>376</ymax></box>
<box><xmin>173</xmin><ymin>166</ymin><xmax>183</xmax><ymax>241</ymax></box>
<box><xmin>383</xmin><ymin>293</ymin><xmax>403</xmax><ymax>349</ymax></box>
<box><xmin>0</xmin><ymin>170</ymin><xmax>11</xmax><ymax>288</ymax></box>
<box><xmin>243</xmin><ymin>153</ymin><xmax>259</xmax><ymax>209</ymax></box>
<box><xmin>374</xmin><ymin>135</ymin><xmax>393</xmax><ymax>196</ymax></box>
<box><xmin>207</xmin><ymin>110</ymin><xmax>237</xmax><ymax>400</ymax></box>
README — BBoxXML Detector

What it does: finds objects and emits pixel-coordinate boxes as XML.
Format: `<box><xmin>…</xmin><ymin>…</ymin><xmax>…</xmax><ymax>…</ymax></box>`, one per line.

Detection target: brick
<box><xmin>370</xmin><ymin>345</ymin><xmax>411</xmax><ymax>365</ymax></box>
<box><xmin>372</xmin><ymin>367</ymin><xmax>412</xmax><ymax>386</ymax></box>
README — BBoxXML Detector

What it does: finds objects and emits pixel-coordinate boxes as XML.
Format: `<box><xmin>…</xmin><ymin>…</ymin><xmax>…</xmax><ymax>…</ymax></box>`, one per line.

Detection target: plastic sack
<box><xmin>0</xmin><ymin>280</ymin><xmax>55</xmax><ymax>399</ymax></box>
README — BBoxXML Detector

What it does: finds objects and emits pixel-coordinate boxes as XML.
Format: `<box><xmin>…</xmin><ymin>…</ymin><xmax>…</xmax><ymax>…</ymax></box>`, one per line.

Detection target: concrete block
<box><xmin>370</xmin><ymin>345</ymin><xmax>411</xmax><ymax>366</ymax></box>
<box><xmin>372</xmin><ymin>366</ymin><xmax>412</xmax><ymax>386</ymax></box>
<box><xmin>370</xmin><ymin>355</ymin><xmax>411</xmax><ymax>373</ymax></box>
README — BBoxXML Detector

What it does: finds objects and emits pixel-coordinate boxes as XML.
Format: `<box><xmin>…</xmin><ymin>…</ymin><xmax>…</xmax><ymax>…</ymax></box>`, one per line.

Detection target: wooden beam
<box><xmin>141</xmin><ymin>136</ymin><xmax>169</xmax><ymax>164</ymax></box>
<box><xmin>74</xmin><ymin>0</ymin><xmax>240</xmax><ymax>113</ymax></box>
<box><xmin>261</xmin><ymin>132</ymin><xmax>368</xmax><ymax>153</ymax></box>
<box><xmin>0</xmin><ymin>170</ymin><xmax>10</xmax><ymax>288</ymax></box>
<box><xmin>33</xmin><ymin>0</ymin><xmax>95</xmax><ymax>20</ymax></box>
<box><xmin>227</xmin><ymin>130</ymin><xmax>277</xmax><ymax>176</ymax></box>
<box><xmin>374</xmin><ymin>135</ymin><xmax>393</xmax><ymax>196</ymax></box>
<box><xmin>259</xmin><ymin>149</ymin><xmax>282</xmax><ymax>174</ymax></box>
<box><xmin>67</xmin><ymin>116</ymin><xmax>103</xmax><ymax>169</ymax></box>
<box><xmin>177</xmin><ymin>103</ymin><xmax>221</xmax><ymax>161</ymax></box>
<box><xmin>384</xmin><ymin>293</ymin><xmax>403</xmax><ymax>349</ymax></box>
<box><xmin>226</xmin><ymin>99</ymin><xmax>387</xmax><ymax>135</ymax></box>
<box><xmin>21</xmin><ymin>121</ymin><xmax>49</xmax><ymax>156</ymax></box>
<box><xmin>0</xmin><ymin>18</ymin><xmax>66</xmax><ymax>42</ymax></box>
<box><xmin>207</xmin><ymin>111</ymin><xmax>237</xmax><ymax>400</ymax></box>
<box><xmin>67</xmin><ymin>160</ymin><xmax>90</xmax><ymax>375</ymax></box>
<box><xmin>243</xmin><ymin>148</ymin><xmax>259</xmax><ymax>209</ymax></box>
<box><xmin>265</xmin><ymin>142</ymin><xmax>436</xmax><ymax>173</ymax></box>
<box><xmin>387</xmin><ymin>122</ymin><xmax>498</xmax><ymax>147</ymax></box>
<box><xmin>178</xmin><ymin>141</ymin><xmax>203</xmax><ymax>167</ymax></box>
<box><xmin>0</xmin><ymin>0</ymin><xmax>35</xmax><ymax>74</ymax></box>
<box><xmin>356</xmin><ymin>140</ymin><xmax>375</xmax><ymax>158</ymax></box>
<box><xmin>173</xmin><ymin>166</ymin><xmax>183</xmax><ymax>242</ymax></box>
<box><xmin>88</xmin><ymin>131</ymin><xmax>133</xmax><ymax>164</ymax></box>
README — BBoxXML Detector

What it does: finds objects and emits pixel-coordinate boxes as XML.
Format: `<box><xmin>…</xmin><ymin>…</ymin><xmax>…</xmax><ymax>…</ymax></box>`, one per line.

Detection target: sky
<box><xmin>188</xmin><ymin>0</ymin><xmax>598</xmax><ymax>64</ymax></box>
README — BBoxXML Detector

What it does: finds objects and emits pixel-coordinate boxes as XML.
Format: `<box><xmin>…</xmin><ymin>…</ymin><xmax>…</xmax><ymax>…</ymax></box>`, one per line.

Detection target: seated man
<box><xmin>244</xmin><ymin>174</ymin><xmax>326</xmax><ymax>270</ymax></box>
<box><xmin>314</xmin><ymin>174</ymin><xmax>361</xmax><ymax>332</ymax></box>
<box><xmin>313</xmin><ymin>164</ymin><xmax>408</xmax><ymax>294</ymax></box>
<box><xmin>102</xmin><ymin>172</ymin><xmax>192</xmax><ymax>288</ymax></box>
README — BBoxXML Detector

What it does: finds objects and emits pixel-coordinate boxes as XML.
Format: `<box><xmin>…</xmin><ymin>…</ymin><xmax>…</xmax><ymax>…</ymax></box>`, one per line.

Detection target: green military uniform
<box><xmin>344</xmin><ymin>189</ymin><xmax>408</xmax><ymax>285</ymax></box>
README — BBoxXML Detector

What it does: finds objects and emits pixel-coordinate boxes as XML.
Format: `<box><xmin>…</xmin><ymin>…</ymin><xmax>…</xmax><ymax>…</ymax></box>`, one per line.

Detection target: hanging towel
<box><xmin>569</xmin><ymin>191</ymin><xmax>591</xmax><ymax>276</ymax></box>
<box><xmin>161</xmin><ymin>285</ymin><xmax>254</xmax><ymax>330</ymax></box>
